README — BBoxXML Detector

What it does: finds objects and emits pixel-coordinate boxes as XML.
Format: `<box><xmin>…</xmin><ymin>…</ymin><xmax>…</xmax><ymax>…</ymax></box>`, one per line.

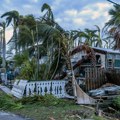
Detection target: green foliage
<box><xmin>14</xmin><ymin>51</ymin><xmax>29</xmax><ymax>66</ymax></box>
<box><xmin>39</xmin><ymin>63</ymin><xmax>47</xmax><ymax>79</ymax></box>
<box><xmin>93</xmin><ymin>115</ymin><xmax>107</xmax><ymax>120</ymax></box>
<box><xmin>19</xmin><ymin>94</ymin><xmax>73</xmax><ymax>107</ymax></box>
<box><xmin>18</xmin><ymin>58</ymin><xmax>36</xmax><ymax>80</ymax></box>
<box><xmin>112</xmin><ymin>96</ymin><xmax>120</xmax><ymax>110</ymax></box>
<box><xmin>0</xmin><ymin>91</ymin><xmax>23</xmax><ymax>110</ymax></box>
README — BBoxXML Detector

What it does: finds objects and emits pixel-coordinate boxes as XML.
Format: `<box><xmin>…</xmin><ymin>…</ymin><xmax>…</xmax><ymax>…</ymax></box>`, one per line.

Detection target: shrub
<box><xmin>13</xmin><ymin>51</ymin><xmax>29</xmax><ymax>67</ymax></box>
<box><xmin>18</xmin><ymin>58</ymin><xmax>36</xmax><ymax>80</ymax></box>
<box><xmin>19</xmin><ymin>94</ymin><xmax>73</xmax><ymax>107</ymax></box>
<box><xmin>112</xmin><ymin>96</ymin><xmax>120</xmax><ymax>110</ymax></box>
<box><xmin>0</xmin><ymin>91</ymin><xmax>23</xmax><ymax>110</ymax></box>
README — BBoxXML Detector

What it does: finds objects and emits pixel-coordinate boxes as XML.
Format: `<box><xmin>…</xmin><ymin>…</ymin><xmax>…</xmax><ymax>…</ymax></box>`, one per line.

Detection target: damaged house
<box><xmin>71</xmin><ymin>47</ymin><xmax>120</xmax><ymax>91</ymax></box>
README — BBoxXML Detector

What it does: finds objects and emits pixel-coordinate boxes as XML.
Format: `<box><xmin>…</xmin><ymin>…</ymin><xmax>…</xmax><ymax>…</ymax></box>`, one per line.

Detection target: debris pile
<box><xmin>89</xmin><ymin>83</ymin><xmax>120</xmax><ymax>97</ymax></box>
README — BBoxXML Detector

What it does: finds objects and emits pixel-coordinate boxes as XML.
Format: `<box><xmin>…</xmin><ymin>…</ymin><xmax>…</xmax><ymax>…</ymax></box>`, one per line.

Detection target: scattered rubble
<box><xmin>88</xmin><ymin>83</ymin><xmax>120</xmax><ymax>97</ymax></box>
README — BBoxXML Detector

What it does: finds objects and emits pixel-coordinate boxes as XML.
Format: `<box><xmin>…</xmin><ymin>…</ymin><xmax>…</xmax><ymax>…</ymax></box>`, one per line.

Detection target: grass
<box><xmin>10</xmin><ymin>104</ymin><xmax>82</xmax><ymax>120</ymax></box>
<box><xmin>0</xmin><ymin>91</ymin><xmax>108</xmax><ymax>120</ymax></box>
<box><xmin>0</xmin><ymin>91</ymin><xmax>22</xmax><ymax>110</ymax></box>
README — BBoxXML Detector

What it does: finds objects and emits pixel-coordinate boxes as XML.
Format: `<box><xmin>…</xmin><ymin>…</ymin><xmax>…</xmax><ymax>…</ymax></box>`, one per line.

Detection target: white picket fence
<box><xmin>11</xmin><ymin>80</ymin><xmax>74</xmax><ymax>99</ymax></box>
<box><xmin>26</xmin><ymin>80</ymin><xmax>69</xmax><ymax>98</ymax></box>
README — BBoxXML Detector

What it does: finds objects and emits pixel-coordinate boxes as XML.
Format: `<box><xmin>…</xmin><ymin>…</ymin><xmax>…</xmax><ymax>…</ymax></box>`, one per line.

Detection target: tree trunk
<box><xmin>0</xmin><ymin>30</ymin><xmax>2</xmax><ymax>57</ymax></box>
<box><xmin>2</xmin><ymin>28</ymin><xmax>6</xmax><ymax>68</ymax></box>
<box><xmin>65</xmin><ymin>52</ymin><xmax>77</xmax><ymax>98</ymax></box>
<box><xmin>14</xmin><ymin>28</ymin><xmax>17</xmax><ymax>54</ymax></box>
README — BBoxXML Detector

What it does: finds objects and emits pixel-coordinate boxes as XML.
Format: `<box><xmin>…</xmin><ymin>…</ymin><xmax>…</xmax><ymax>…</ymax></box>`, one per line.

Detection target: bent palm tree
<box><xmin>41</xmin><ymin>3</ymin><xmax>54</xmax><ymax>26</ymax></box>
<box><xmin>37</xmin><ymin>23</ymin><xmax>95</xmax><ymax>104</ymax></box>
<box><xmin>1</xmin><ymin>10</ymin><xmax>19</xmax><ymax>53</ymax></box>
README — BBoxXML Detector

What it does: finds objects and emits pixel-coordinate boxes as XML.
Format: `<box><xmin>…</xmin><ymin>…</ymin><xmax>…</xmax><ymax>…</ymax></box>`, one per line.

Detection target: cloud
<box><xmin>31</xmin><ymin>0</ymin><xmax>38</xmax><ymax>3</ymax></box>
<box><xmin>5</xmin><ymin>0</ymin><xmax>11</xmax><ymax>4</ymax></box>
<box><xmin>55</xmin><ymin>18</ymin><xmax>62</xmax><ymax>23</ymax></box>
<box><xmin>73</xmin><ymin>18</ymin><xmax>86</xmax><ymax>26</ymax></box>
<box><xmin>22</xmin><ymin>4</ymin><xmax>32</xmax><ymax>9</ymax></box>
<box><xmin>51</xmin><ymin>0</ymin><xmax>63</xmax><ymax>10</ymax></box>
<box><xmin>55</xmin><ymin>1</ymin><xmax>112</xmax><ymax>30</ymax></box>
<box><xmin>0</xmin><ymin>0</ymin><xmax>113</xmax><ymax>32</ymax></box>
<box><xmin>81</xmin><ymin>2</ymin><xmax>112</xmax><ymax>20</ymax></box>
<box><xmin>64</xmin><ymin>9</ymin><xmax>77</xmax><ymax>17</ymax></box>
<box><xmin>80</xmin><ymin>9</ymin><xmax>93</xmax><ymax>15</ymax></box>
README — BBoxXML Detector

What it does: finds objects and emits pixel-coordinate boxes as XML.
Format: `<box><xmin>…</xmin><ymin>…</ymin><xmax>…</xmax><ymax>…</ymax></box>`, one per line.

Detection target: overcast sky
<box><xmin>0</xmin><ymin>0</ymin><xmax>119</xmax><ymax>42</ymax></box>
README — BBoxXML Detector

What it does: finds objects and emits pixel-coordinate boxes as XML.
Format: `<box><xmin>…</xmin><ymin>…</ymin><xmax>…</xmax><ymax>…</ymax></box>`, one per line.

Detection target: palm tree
<box><xmin>12</xmin><ymin>14</ymin><xmax>37</xmax><ymax>53</ymax></box>
<box><xmin>1</xmin><ymin>10</ymin><xmax>19</xmax><ymax>54</ymax></box>
<box><xmin>94</xmin><ymin>25</ymin><xmax>102</xmax><ymax>47</ymax></box>
<box><xmin>17</xmin><ymin>25</ymin><xmax>36</xmax><ymax>51</ymax></box>
<box><xmin>0</xmin><ymin>22</ymin><xmax>6</xmax><ymax>68</ymax></box>
<box><xmin>41</xmin><ymin>3</ymin><xmax>54</xmax><ymax>26</ymax></box>
<box><xmin>104</xmin><ymin>3</ymin><xmax>120</xmax><ymax>50</ymax></box>
<box><xmin>38</xmin><ymin>3</ymin><xmax>95</xmax><ymax>104</ymax></box>
<box><xmin>36</xmin><ymin>22</ymin><xmax>95</xmax><ymax>103</ymax></box>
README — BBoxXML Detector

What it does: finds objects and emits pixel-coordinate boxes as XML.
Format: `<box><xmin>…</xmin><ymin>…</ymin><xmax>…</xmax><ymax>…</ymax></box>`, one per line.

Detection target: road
<box><xmin>0</xmin><ymin>111</ymin><xmax>32</xmax><ymax>120</ymax></box>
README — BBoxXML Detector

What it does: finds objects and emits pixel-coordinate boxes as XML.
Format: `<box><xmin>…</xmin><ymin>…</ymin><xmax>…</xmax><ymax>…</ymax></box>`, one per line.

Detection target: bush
<box><xmin>13</xmin><ymin>51</ymin><xmax>29</xmax><ymax>67</ymax></box>
<box><xmin>19</xmin><ymin>94</ymin><xmax>73</xmax><ymax>107</ymax></box>
<box><xmin>112</xmin><ymin>96</ymin><xmax>120</xmax><ymax>110</ymax></box>
<box><xmin>18</xmin><ymin>58</ymin><xmax>36</xmax><ymax>80</ymax></box>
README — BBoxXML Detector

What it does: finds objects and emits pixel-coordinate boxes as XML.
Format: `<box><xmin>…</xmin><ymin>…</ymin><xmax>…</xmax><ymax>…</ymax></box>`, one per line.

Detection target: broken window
<box><xmin>96</xmin><ymin>55</ymin><xmax>101</xmax><ymax>64</ymax></box>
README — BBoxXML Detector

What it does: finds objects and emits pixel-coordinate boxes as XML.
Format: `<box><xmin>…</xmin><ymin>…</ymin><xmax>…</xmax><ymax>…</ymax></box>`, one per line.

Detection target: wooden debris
<box><xmin>76</xmin><ymin>84</ymin><xmax>96</xmax><ymax>104</ymax></box>
<box><xmin>0</xmin><ymin>85</ymin><xmax>12</xmax><ymax>95</ymax></box>
<box><xmin>108</xmin><ymin>107</ymin><xmax>117</xmax><ymax>113</ymax></box>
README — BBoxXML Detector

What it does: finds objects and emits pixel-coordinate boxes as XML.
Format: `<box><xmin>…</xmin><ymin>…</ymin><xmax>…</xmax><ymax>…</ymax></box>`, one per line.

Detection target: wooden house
<box><xmin>71</xmin><ymin>47</ymin><xmax>120</xmax><ymax>91</ymax></box>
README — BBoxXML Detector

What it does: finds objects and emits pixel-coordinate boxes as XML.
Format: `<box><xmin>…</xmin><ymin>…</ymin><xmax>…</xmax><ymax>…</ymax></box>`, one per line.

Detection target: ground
<box><xmin>0</xmin><ymin>90</ymin><xmax>109</xmax><ymax>120</ymax></box>
<box><xmin>9</xmin><ymin>104</ymin><xmax>106</xmax><ymax>120</ymax></box>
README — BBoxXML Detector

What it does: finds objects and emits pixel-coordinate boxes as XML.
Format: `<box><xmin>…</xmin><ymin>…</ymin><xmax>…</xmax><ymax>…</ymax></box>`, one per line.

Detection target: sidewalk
<box><xmin>0</xmin><ymin>111</ymin><xmax>32</xmax><ymax>120</ymax></box>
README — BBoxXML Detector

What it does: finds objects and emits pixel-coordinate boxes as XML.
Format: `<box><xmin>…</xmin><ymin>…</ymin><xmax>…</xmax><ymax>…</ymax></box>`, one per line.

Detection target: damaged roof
<box><xmin>93</xmin><ymin>47</ymin><xmax>120</xmax><ymax>54</ymax></box>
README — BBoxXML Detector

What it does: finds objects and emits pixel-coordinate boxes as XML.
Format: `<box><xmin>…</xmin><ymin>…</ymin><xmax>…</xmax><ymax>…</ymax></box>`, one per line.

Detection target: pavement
<box><xmin>0</xmin><ymin>111</ymin><xmax>32</xmax><ymax>120</ymax></box>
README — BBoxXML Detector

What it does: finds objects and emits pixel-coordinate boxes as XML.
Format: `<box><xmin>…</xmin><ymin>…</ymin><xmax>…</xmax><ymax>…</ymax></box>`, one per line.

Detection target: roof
<box><xmin>93</xmin><ymin>47</ymin><xmax>120</xmax><ymax>54</ymax></box>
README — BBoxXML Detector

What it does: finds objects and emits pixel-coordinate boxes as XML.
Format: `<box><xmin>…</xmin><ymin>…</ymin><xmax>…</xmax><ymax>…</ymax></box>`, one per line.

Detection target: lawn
<box><xmin>0</xmin><ymin>90</ymin><xmax>107</xmax><ymax>120</ymax></box>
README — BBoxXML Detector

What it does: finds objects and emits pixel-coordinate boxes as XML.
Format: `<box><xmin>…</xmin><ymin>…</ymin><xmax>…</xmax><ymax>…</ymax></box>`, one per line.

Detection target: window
<box><xmin>115</xmin><ymin>55</ymin><xmax>120</xmax><ymax>59</ymax></box>
<box><xmin>96</xmin><ymin>55</ymin><xmax>101</xmax><ymax>64</ymax></box>
<box><xmin>107</xmin><ymin>59</ymin><xmax>113</xmax><ymax>68</ymax></box>
<box><xmin>114</xmin><ymin>59</ymin><xmax>120</xmax><ymax>68</ymax></box>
